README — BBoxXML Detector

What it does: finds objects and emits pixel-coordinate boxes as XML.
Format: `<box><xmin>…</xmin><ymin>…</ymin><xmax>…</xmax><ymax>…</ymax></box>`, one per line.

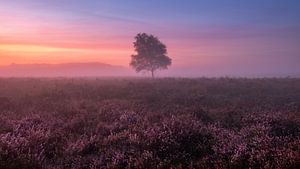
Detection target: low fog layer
<box><xmin>0</xmin><ymin>62</ymin><xmax>299</xmax><ymax>78</ymax></box>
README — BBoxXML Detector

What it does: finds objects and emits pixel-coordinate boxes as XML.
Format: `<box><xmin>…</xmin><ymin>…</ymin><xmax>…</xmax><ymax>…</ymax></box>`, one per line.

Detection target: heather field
<box><xmin>0</xmin><ymin>78</ymin><xmax>299</xmax><ymax>169</ymax></box>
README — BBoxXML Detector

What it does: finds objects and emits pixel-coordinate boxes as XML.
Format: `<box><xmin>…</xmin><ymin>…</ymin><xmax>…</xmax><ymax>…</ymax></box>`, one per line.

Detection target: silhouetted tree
<box><xmin>130</xmin><ymin>33</ymin><xmax>172</xmax><ymax>78</ymax></box>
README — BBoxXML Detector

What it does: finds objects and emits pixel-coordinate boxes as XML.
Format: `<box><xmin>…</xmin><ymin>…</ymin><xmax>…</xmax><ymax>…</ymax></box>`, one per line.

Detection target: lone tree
<box><xmin>130</xmin><ymin>33</ymin><xmax>172</xmax><ymax>78</ymax></box>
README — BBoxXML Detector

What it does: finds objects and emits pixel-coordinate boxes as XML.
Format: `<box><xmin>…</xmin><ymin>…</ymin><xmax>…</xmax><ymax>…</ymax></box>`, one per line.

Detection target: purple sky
<box><xmin>0</xmin><ymin>0</ymin><xmax>299</xmax><ymax>77</ymax></box>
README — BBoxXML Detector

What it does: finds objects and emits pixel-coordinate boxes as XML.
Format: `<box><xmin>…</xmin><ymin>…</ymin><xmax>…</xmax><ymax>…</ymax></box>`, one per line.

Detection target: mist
<box><xmin>0</xmin><ymin>62</ymin><xmax>299</xmax><ymax>78</ymax></box>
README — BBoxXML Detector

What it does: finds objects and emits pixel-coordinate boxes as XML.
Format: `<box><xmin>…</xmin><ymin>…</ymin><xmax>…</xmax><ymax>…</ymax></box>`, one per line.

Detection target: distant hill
<box><xmin>0</xmin><ymin>63</ymin><xmax>134</xmax><ymax>77</ymax></box>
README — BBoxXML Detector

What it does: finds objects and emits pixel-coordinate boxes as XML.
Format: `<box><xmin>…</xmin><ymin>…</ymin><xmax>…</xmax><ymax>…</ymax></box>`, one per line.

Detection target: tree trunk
<box><xmin>151</xmin><ymin>70</ymin><xmax>154</xmax><ymax>78</ymax></box>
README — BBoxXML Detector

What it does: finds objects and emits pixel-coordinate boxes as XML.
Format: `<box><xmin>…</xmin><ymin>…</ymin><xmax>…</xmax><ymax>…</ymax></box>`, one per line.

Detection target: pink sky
<box><xmin>0</xmin><ymin>0</ymin><xmax>299</xmax><ymax>76</ymax></box>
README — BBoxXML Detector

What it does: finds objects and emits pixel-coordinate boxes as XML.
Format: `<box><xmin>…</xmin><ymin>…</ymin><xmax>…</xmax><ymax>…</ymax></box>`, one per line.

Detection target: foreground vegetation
<box><xmin>0</xmin><ymin>78</ymin><xmax>299</xmax><ymax>169</ymax></box>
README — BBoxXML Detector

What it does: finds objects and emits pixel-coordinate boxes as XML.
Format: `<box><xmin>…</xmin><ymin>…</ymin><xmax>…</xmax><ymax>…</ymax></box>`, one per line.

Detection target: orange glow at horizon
<box><xmin>0</xmin><ymin>10</ymin><xmax>134</xmax><ymax>66</ymax></box>
<box><xmin>0</xmin><ymin>43</ymin><xmax>132</xmax><ymax>66</ymax></box>
<box><xmin>0</xmin><ymin>44</ymin><xmax>84</xmax><ymax>53</ymax></box>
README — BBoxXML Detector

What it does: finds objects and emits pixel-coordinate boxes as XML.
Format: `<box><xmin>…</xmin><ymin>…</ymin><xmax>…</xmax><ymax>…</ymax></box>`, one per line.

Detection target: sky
<box><xmin>0</xmin><ymin>0</ymin><xmax>300</xmax><ymax>76</ymax></box>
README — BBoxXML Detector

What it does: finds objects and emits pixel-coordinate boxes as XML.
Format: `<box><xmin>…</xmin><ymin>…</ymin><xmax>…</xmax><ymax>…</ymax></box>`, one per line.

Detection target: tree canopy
<box><xmin>130</xmin><ymin>33</ymin><xmax>172</xmax><ymax>78</ymax></box>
